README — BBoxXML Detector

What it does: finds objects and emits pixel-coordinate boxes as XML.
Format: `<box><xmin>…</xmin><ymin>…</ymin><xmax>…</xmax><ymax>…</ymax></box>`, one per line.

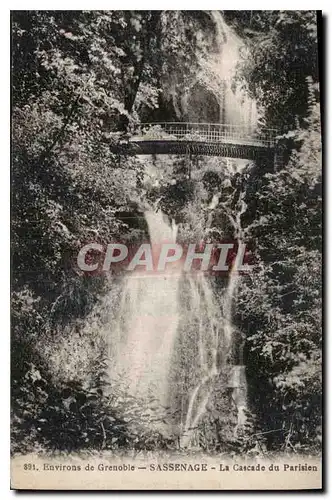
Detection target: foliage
<box><xmin>12</xmin><ymin>361</ymin><xmax>175</xmax><ymax>455</ymax></box>
<box><xmin>231</xmin><ymin>14</ymin><xmax>322</xmax><ymax>452</ymax></box>
<box><xmin>225</xmin><ymin>10</ymin><xmax>319</xmax><ymax>131</ymax></box>
<box><xmin>11</xmin><ymin>9</ymin><xmax>212</xmax><ymax>455</ymax></box>
<box><xmin>11</xmin><ymin>10</ymin><xmax>322</xmax><ymax>455</ymax></box>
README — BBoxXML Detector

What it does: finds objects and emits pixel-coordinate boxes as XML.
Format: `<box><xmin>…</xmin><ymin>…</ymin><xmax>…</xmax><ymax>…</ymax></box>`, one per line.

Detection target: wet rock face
<box><xmin>184</xmin><ymin>84</ymin><xmax>221</xmax><ymax>123</ymax></box>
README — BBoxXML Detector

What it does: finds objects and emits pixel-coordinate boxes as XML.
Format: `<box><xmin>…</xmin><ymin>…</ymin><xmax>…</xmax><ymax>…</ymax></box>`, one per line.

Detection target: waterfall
<box><xmin>184</xmin><ymin>11</ymin><xmax>259</xmax><ymax>135</ymax></box>
<box><xmin>110</xmin><ymin>210</ymin><xmax>180</xmax><ymax>409</ymax></box>
<box><xmin>109</xmin><ymin>200</ymin><xmax>248</xmax><ymax>447</ymax></box>
<box><xmin>180</xmin><ymin>272</ymin><xmax>222</xmax><ymax>447</ymax></box>
<box><xmin>209</xmin><ymin>11</ymin><xmax>259</xmax><ymax>131</ymax></box>
<box><xmin>108</xmin><ymin>12</ymin><xmax>255</xmax><ymax>448</ymax></box>
<box><xmin>179</xmin><ymin>187</ymin><xmax>249</xmax><ymax>447</ymax></box>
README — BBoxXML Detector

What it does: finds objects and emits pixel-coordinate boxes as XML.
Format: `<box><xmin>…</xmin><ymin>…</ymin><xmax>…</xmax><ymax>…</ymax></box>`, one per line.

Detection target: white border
<box><xmin>2</xmin><ymin>2</ymin><xmax>331</xmax><ymax>9</ymax></box>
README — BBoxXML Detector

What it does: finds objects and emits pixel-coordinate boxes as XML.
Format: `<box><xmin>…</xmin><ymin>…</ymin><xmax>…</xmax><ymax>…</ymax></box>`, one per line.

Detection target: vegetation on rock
<box><xmin>11</xmin><ymin>10</ymin><xmax>321</xmax><ymax>455</ymax></box>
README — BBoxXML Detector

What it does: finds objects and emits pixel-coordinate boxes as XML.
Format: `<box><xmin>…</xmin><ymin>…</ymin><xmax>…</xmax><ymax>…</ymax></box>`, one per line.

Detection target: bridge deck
<box><xmin>126</xmin><ymin>140</ymin><xmax>272</xmax><ymax>160</ymax></box>
<box><xmin>115</xmin><ymin>122</ymin><xmax>277</xmax><ymax>159</ymax></box>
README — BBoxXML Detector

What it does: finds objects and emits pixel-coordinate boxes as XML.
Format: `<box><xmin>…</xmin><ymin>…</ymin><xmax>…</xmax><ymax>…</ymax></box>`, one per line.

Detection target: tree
<box><xmin>11</xmin><ymin>9</ymin><xmax>212</xmax><ymax>453</ymax></box>
<box><xmin>229</xmin><ymin>11</ymin><xmax>322</xmax><ymax>450</ymax></box>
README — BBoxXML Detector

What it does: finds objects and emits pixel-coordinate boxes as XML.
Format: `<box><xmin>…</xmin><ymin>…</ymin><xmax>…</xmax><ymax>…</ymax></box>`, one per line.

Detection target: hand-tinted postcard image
<box><xmin>11</xmin><ymin>10</ymin><xmax>322</xmax><ymax>490</ymax></box>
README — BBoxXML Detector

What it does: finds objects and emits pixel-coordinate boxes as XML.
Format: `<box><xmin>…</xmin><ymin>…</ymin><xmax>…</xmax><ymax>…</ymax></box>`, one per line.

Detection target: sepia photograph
<box><xmin>10</xmin><ymin>9</ymin><xmax>322</xmax><ymax>490</ymax></box>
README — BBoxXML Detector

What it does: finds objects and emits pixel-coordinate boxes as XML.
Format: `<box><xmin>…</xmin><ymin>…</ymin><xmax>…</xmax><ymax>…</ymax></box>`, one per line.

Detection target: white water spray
<box><xmin>110</xmin><ymin>211</ymin><xmax>180</xmax><ymax>408</ymax></box>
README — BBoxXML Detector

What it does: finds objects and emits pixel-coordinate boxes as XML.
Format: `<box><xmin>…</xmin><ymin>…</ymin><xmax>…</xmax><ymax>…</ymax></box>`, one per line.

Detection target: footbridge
<box><xmin>117</xmin><ymin>122</ymin><xmax>278</xmax><ymax>161</ymax></box>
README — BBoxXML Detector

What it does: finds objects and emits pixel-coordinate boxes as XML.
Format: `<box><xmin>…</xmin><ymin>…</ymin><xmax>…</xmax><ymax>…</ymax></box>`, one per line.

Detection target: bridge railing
<box><xmin>133</xmin><ymin>122</ymin><xmax>277</xmax><ymax>147</ymax></box>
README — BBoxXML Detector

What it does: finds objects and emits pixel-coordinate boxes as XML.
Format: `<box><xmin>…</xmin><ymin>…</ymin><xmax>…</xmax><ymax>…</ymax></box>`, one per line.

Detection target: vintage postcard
<box><xmin>11</xmin><ymin>10</ymin><xmax>322</xmax><ymax>490</ymax></box>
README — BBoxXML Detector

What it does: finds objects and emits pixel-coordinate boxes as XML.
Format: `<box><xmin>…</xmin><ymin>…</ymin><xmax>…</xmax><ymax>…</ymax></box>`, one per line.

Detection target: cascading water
<box><xmin>178</xmin><ymin>186</ymin><xmax>250</xmax><ymax>447</ymax></box>
<box><xmin>110</xmin><ymin>210</ymin><xmax>180</xmax><ymax>408</ymax></box>
<box><xmin>109</xmin><ymin>12</ymin><xmax>256</xmax><ymax>448</ymax></box>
